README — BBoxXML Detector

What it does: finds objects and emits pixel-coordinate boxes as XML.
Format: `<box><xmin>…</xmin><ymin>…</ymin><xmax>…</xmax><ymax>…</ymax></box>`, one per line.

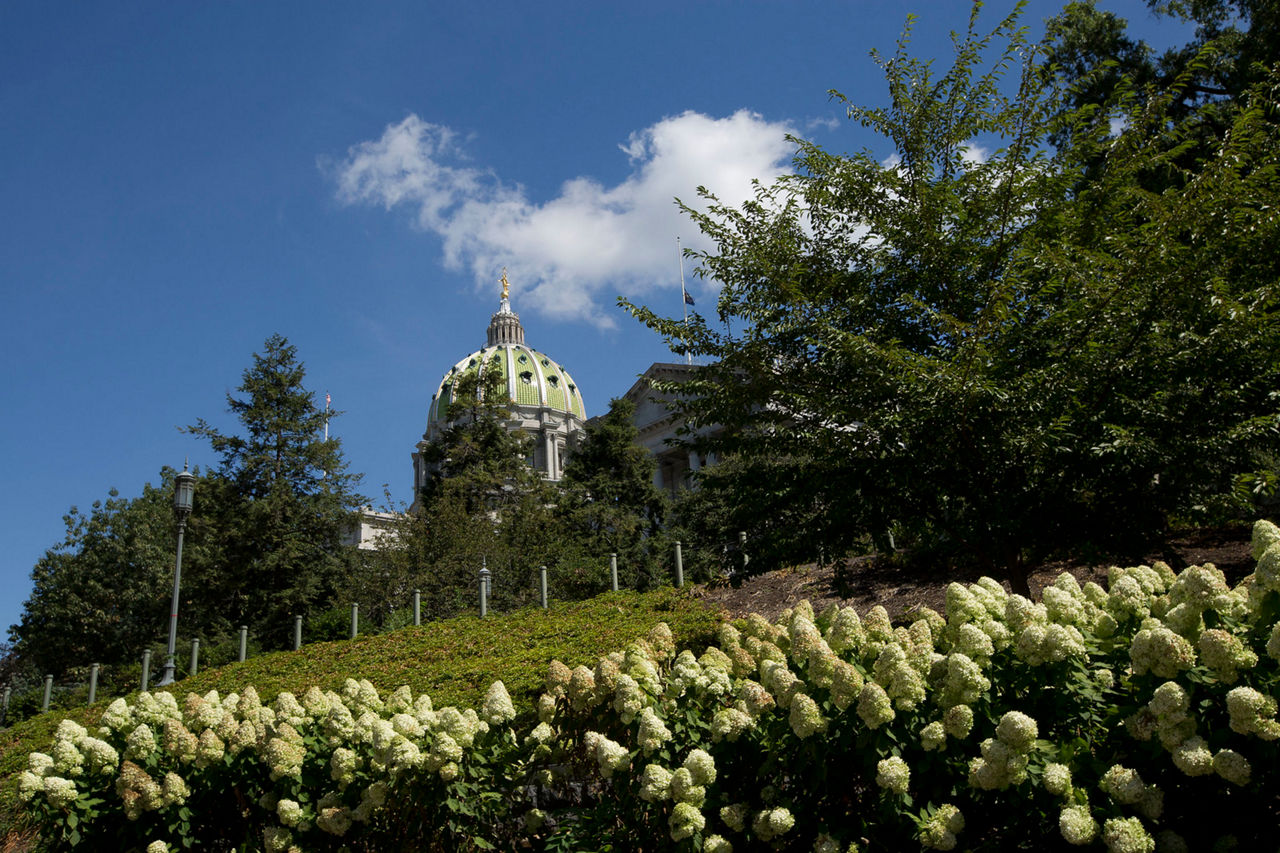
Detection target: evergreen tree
<box><xmin>370</xmin><ymin>368</ymin><xmax>567</xmax><ymax>620</ymax></box>
<box><xmin>558</xmin><ymin>397</ymin><xmax>671</xmax><ymax>589</ymax></box>
<box><xmin>188</xmin><ymin>334</ymin><xmax>363</xmax><ymax>646</ymax></box>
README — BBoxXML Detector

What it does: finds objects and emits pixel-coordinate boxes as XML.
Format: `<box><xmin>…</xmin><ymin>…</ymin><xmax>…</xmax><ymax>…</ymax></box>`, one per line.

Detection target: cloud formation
<box><xmin>331</xmin><ymin>111</ymin><xmax>798</xmax><ymax>326</ymax></box>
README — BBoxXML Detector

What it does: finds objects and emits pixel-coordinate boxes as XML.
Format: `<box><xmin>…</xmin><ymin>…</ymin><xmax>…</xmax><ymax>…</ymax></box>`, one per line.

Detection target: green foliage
<box><xmin>186</xmin><ymin>334</ymin><xmax>364</xmax><ymax>647</ymax></box>
<box><xmin>8</xmin><ymin>468</ymin><xmax>234</xmax><ymax>683</ymax></box>
<box><xmin>623</xmin><ymin>4</ymin><xmax>1280</xmax><ymax>589</ymax></box>
<box><xmin>558</xmin><ymin>397</ymin><xmax>672</xmax><ymax>590</ymax></box>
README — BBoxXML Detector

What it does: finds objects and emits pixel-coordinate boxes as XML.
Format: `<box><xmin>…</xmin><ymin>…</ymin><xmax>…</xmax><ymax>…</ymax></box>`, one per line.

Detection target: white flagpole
<box><xmin>678</xmin><ymin>237</ymin><xmax>692</xmax><ymax>366</ymax></box>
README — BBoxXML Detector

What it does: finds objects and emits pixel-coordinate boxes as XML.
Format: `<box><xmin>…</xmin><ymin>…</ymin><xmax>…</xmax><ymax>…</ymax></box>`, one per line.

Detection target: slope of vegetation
<box><xmin>0</xmin><ymin>587</ymin><xmax>722</xmax><ymax>835</ymax></box>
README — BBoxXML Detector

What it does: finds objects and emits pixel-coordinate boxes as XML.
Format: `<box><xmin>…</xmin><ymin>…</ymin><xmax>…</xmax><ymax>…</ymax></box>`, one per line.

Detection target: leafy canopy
<box><xmin>624</xmin><ymin>4</ymin><xmax>1280</xmax><ymax>588</ymax></box>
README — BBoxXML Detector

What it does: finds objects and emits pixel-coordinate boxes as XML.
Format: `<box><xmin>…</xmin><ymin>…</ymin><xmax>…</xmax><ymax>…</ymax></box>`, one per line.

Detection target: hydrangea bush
<box><xmin>19</xmin><ymin>520</ymin><xmax>1280</xmax><ymax>851</ymax></box>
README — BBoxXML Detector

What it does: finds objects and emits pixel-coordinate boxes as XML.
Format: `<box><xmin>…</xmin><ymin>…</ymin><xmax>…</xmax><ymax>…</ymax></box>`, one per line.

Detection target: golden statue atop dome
<box><xmin>500</xmin><ymin>268</ymin><xmax>510</xmax><ymax>301</ymax></box>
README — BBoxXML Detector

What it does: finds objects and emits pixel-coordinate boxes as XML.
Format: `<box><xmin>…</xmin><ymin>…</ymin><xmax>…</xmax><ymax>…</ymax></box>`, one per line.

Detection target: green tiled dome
<box><xmin>427</xmin><ymin>342</ymin><xmax>586</xmax><ymax>429</ymax></box>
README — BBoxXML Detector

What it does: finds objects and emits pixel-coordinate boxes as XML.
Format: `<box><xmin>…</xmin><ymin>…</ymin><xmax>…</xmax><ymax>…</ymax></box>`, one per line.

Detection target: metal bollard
<box><xmin>88</xmin><ymin>663</ymin><xmax>100</xmax><ymax>705</ymax></box>
<box><xmin>41</xmin><ymin>675</ymin><xmax>52</xmax><ymax>713</ymax></box>
<box><xmin>479</xmin><ymin>564</ymin><xmax>491</xmax><ymax>618</ymax></box>
<box><xmin>350</xmin><ymin>604</ymin><xmax>359</xmax><ymax>639</ymax></box>
<box><xmin>674</xmin><ymin>541</ymin><xmax>684</xmax><ymax>588</ymax></box>
<box><xmin>141</xmin><ymin>649</ymin><xmax>151</xmax><ymax>692</ymax></box>
<box><xmin>739</xmin><ymin>531</ymin><xmax>749</xmax><ymax>572</ymax></box>
<box><xmin>610</xmin><ymin>553</ymin><xmax>619</xmax><ymax>592</ymax></box>
<box><xmin>190</xmin><ymin>639</ymin><xmax>200</xmax><ymax>678</ymax></box>
<box><xmin>294</xmin><ymin>615</ymin><xmax>303</xmax><ymax>651</ymax></box>
<box><xmin>540</xmin><ymin>565</ymin><xmax>548</xmax><ymax>609</ymax></box>
<box><xmin>413</xmin><ymin>589</ymin><xmax>421</xmax><ymax>627</ymax></box>
<box><xmin>239</xmin><ymin>626</ymin><xmax>248</xmax><ymax>663</ymax></box>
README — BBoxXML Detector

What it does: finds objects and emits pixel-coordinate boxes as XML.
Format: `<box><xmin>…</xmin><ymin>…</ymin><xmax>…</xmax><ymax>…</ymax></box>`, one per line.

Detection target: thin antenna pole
<box><xmin>678</xmin><ymin>237</ymin><xmax>692</xmax><ymax>366</ymax></box>
<box><xmin>322</xmin><ymin>392</ymin><xmax>330</xmax><ymax>480</ymax></box>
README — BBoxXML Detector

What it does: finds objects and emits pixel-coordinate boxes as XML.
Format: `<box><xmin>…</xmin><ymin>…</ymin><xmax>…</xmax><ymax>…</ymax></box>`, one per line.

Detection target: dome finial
<box><xmin>500</xmin><ymin>267</ymin><xmax>510</xmax><ymax>302</ymax></box>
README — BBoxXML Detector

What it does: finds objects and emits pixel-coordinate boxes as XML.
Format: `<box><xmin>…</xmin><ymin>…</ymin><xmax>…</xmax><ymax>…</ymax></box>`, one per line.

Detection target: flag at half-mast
<box><xmin>683</xmin><ymin>289</ymin><xmax>695</xmax><ymax>305</ymax></box>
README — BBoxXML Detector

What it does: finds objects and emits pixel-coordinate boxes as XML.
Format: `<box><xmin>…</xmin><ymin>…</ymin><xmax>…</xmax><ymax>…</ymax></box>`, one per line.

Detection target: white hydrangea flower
<box><xmin>1225</xmin><ymin>686</ymin><xmax>1280</xmax><ymax>739</ymax></box>
<box><xmin>720</xmin><ymin>803</ymin><xmax>748</xmax><ymax>832</ymax></box>
<box><xmin>636</xmin><ymin>707</ymin><xmax>672</xmax><ymax>753</ymax></box>
<box><xmin>680</xmin><ymin>748</ymin><xmax>715</xmax><ymax>787</ymax></box>
<box><xmin>124</xmin><ymin>724</ymin><xmax>157</xmax><ymax>761</ymax></box>
<box><xmin>1212</xmin><ymin>749</ymin><xmax>1251</xmax><ymax>786</ymax></box>
<box><xmin>996</xmin><ymin>711</ymin><xmax>1038</xmax><ymax>753</ymax></box>
<box><xmin>738</xmin><ymin>680</ymin><xmax>776</xmax><ymax>717</ymax></box>
<box><xmin>41</xmin><ymin>776</ymin><xmax>79</xmax><ymax>809</ymax></box>
<box><xmin>1108</xmin><ymin>574</ymin><xmax>1151</xmax><ymax>620</ymax></box>
<box><xmin>1042</xmin><ymin>762</ymin><xmax>1072</xmax><ymax>796</ymax></box>
<box><xmin>955</xmin><ymin>623</ymin><xmax>994</xmax><ymax>661</ymax></box>
<box><xmin>1059</xmin><ymin>804</ymin><xmax>1098</xmax><ymax>845</ymax></box>
<box><xmin>826</xmin><ymin>607</ymin><xmax>865</xmax><ymax>653</ymax></box>
<box><xmin>669</xmin><ymin>801</ymin><xmax>705</xmax><ymax>841</ymax></box>
<box><xmin>146</xmin><ymin>841</ymin><xmax>170</xmax><ymax>853</ymax></box>
<box><xmin>704</xmin><ymin>835</ymin><xmax>733</xmax><ymax>853</ymax></box>
<box><xmin>481</xmin><ymin>680</ymin><xmax>516</xmax><ymax>725</ymax></box>
<box><xmin>1254</xmin><ymin>519</ymin><xmax>1280</xmax><ymax>561</ymax></box>
<box><xmin>264</xmin><ymin>736</ymin><xmax>305</xmax><ymax>781</ymax></box>
<box><xmin>1130</xmin><ymin>624</ymin><xmax>1196</xmax><ymax>679</ymax></box>
<box><xmin>944</xmin><ymin>704</ymin><xmax>974</xmax><ymax>739</ymax></box>
<box><xmin>669</xmin><ymin>767</ymin><xmax>705</xmax><ymax>807</ymax></box>
<box><xmin>920</xmin><ymin>721</ymin><xmax>947</xmax><ymax>752</ymax></box>
<box><xmin>919</xmin><ymin>803</ymin><xmax>964</xmax><ymax>851</ymax></box>
<box><xmin>1102</xmin><ymin>816</ymin><xmax>1154</xmax><ymax>853</ymax></box>
<box><xmin>752</xmin><ymin>807</ymin><xmax>795</xmax><ymax>841</ymax></box>
<box><xmin>830</xmin><ymin>661</ymin><xmax>863</xmax><ymax>711</ymax></box>
<box><xmin>1100</xmin><ymin>765</ymin><xmax>1147</xmax><ymax>805</ymax></box>
<box><xmin>711</xmin><ymin>707</ymin><xmax>754</xmax><ymax>742</ymax></box>
<box><xmin>789</xmin><ymin>693</ymin><xmax>828</xmax><ymax>739</ymax></box>
<box><xmin>876</xmin><ymin>756</ymin><xmax>910</xmax><ymax>795</ymax></box>
<box><xmin>945</xmin><ymin>584</ymin><xmax>984</xmax><ymax>627</ymax></box>
<box><xmin>939</xmin><ymin>653</ymin><xmax>990</xmax><ymax>707</ymax></box>
<box><xmin>613</xmin><ymin>674</ymin><xmax>647</xmax><ymax>724</ymax></box>
<box><xmin>262</xmin><ymin>826</ymin><xmax>292</xmax><ymax>853</ymax></box>
<box><xmin>969</xmin><ymin>737</ymin><xmax>1029</xmax><ymax>790</ymax></box>
<box><xmin>1171</xmin><ymin>736</ymin><xmax>1213</xmax><ymax>776</ymax></box>
<box><xmin>1199</xmin><ymin>629</ymin><xmax>1258</xmax><ymax>683</ymax></box>
<box><xmin>638</xmin><ymin>763</ymin><xmax>672</xmax><ymax>802</ymax></box>
<box><xmin>277</xmin><ymin>798</ymin><xmax>304</xmax><ymax>828</ymax></box>
<box><xmin>583</xmin><ymin>731</ymin><xmax>629</xmax><ymax>779</ymax></box>
<box><xmin>856</xmin><ymin>682</ymin><xmax>895</xmax><ymax>729</ymax></box>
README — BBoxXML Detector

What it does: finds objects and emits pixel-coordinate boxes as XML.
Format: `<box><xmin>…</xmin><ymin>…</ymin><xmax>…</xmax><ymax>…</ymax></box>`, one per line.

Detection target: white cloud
<box><xmin>330</xmin><ymin>111</ymin><xmax>798</xmax><ymax>327</ymax></box>
<box><xmin>960</xmin><ymin>140</ymin><xmax>991</xmax><ymax>167</ymax></box>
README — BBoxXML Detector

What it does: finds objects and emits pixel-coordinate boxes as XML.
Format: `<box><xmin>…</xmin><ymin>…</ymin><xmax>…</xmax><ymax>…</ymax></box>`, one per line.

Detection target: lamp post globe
<box><xmin>158</xmin><ymin>463</ymin><xmax>196</xmax><ymax>686</ymax></box>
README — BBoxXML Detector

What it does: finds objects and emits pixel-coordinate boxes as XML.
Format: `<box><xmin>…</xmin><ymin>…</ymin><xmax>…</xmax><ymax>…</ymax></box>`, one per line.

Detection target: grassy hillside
<box><xmin>0</xmin><ymin>587</ymin><xmax>722</xmax><ymax>835</ymax></box>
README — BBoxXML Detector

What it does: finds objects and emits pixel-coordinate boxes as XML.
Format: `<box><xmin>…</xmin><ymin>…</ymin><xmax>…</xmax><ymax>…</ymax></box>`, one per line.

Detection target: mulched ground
<box><xmin>696</xmin><ymin>526</ymin><xmax>1257</xmax><ymax>623</ymax></box>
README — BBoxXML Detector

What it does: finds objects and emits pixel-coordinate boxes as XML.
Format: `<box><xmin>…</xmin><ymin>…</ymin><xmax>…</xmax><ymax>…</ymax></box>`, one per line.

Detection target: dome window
<box><xmin>547</xmin><ymin>375</ymin><xmax>559</xmax><ymax>388</ymax></box>
<box><xmin>468</xmin><ymin>358</ymin><xmax>477</xmax><ymax>367</ymax></box>
<box><xmin>520</xmin><ymin>371</ymin><xmax>533</xmax><ymax>384</ymax></box>
<box><xmin>541</xmin><ymin>358</ymin><xmax>550</xmax><ymax>366</ymax></box>
<box><xmin>518</xmin><ymin>354</ymin><xmax>528</xmax><ymax>364</ymax></box>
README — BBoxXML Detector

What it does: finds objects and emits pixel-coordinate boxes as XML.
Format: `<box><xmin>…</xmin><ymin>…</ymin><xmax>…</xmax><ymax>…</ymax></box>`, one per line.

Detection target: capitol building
<box><xmin>412</xmin><ymin>272</ymin><xmax>588</xmax><ymax>501</ymax></box>
<box><xmin>345</xmin><ymin>272</ymin><xmax>709</xmax><ymax>549</ymax></box>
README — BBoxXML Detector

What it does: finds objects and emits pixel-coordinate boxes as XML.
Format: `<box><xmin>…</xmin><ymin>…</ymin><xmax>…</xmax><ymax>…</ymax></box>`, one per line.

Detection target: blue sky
<box><xmin>0</xmin><ymin>1</ymin><xmax>1191</xmax><ymax>641</ymax></box>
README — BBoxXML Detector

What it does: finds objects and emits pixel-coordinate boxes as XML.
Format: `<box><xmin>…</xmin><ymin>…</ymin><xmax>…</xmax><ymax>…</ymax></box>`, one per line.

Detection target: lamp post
<box><xmin>158</xmin><ymin>463</ymin><xmax>195</xmax><ymax>686</ymax></box>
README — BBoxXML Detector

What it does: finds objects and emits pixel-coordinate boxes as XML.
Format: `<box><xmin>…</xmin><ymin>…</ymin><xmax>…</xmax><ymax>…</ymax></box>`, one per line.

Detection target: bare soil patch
<box><xmin>696</xmin><ymin>526</ymin><xmax>1256</xmax><ymax>623</ymax></box>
